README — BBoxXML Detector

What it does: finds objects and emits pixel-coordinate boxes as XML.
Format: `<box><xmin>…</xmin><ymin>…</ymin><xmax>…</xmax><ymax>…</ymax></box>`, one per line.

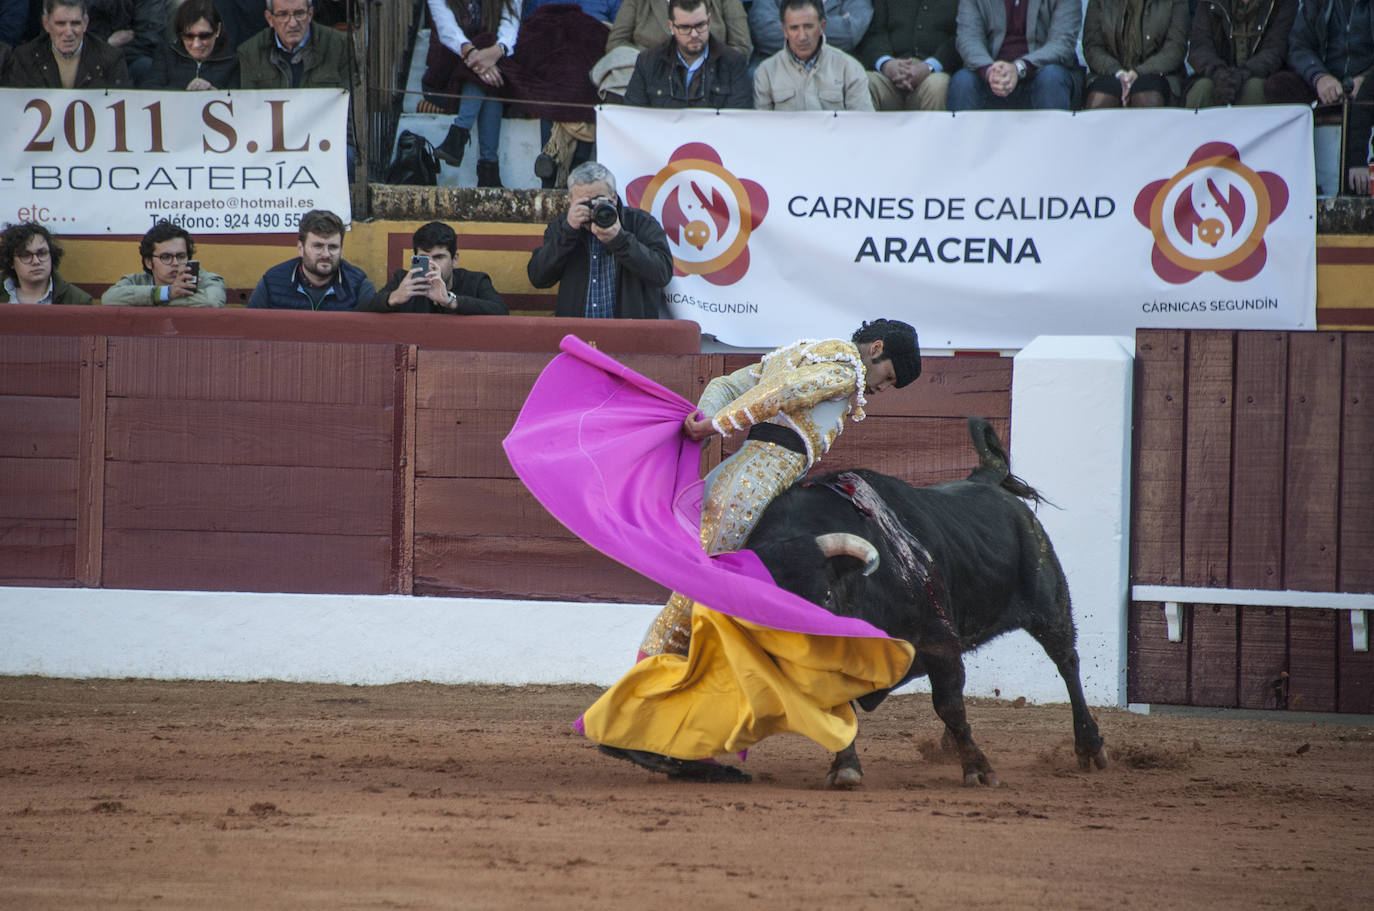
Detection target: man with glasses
<box><xmin>5</xmin><ymin>0</ymin><xmax>131</xmax><ymax>88</ymax></box>
<box><xmin>0</xmin><ymin>222</ymin><xmax>94</xmax><ymax>306</ymax></box>
<box><xmin>238</xmin><ymin>0</ymin><xmax>348</xmax><ymax>89</ymax></box>
<box><xmin>624</xmin><ymin>0</ymin><xmax>752</xmax><ymax>107</ymax></box>
<box><xmin>248</xmin><ymin>209</ymin><xmax>375</xmax><ymax>310</ymax></box>
<box><xmin>102</xmin><ymin>221</ymin><xmax>227</xmax><ymax>308</ymax></box>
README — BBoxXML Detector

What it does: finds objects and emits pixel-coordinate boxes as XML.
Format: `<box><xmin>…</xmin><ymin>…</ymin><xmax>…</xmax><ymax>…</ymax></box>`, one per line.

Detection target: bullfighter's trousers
<box><xmin>638</xmin><ymin>440</ymin><xmax>807</xmax><ymax>657</ymax></box>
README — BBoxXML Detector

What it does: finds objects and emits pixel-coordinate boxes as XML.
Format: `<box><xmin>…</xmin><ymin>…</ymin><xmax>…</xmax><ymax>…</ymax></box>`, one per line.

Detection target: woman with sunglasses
<box><xmin>145</xmin><ymin>0</ymin><xmax>239</xmax><ymax>89</ymax></box>
<box><xmin>0</xmin><ymin>223</ymin><xmax>94</xmax><ymax>306</ymax></box>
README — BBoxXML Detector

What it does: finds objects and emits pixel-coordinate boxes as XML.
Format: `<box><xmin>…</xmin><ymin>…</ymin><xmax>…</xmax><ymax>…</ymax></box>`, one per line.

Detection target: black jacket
<box><xmin>144</xmin><ymin>35</ymin><xmax>240</xmax><ymax>89</ymax></box>
<box><xmin>5</xmin><ymin>33</ymin><xmax>131</xmax><ymax>87</ymax></box>
<box><xmin>527</xmin><ymin>206</ymin><xmax>673</xmax><ymax>319</ymax></box>
<box><xmin>624</xmin><ymin>35</ymin><xmax>753</xmax><ymax>108</ymax></box>
<box><xmin>364</xmin><ymin>267</ymin><xmax>508</xmax><ymax>314</ymax></box>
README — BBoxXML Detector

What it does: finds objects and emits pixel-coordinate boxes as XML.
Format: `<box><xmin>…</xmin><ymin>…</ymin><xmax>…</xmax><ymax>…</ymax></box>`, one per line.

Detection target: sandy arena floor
<box><xmin>1</xmin><ymin>677</ymin><xmax>1371</xmax><ymax>910</ymax></box>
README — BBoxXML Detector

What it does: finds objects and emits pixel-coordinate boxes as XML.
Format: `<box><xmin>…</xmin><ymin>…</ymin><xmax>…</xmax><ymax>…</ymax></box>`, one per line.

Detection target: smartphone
<box><xmin>185</xmin><ymin>260</ymin><xmax>200</xmax><ymax>284</ymax></box>
<box><xmin>410</xmin><ymin>254</ymin><xmax>429</xmax><ymax>276</ymax></box>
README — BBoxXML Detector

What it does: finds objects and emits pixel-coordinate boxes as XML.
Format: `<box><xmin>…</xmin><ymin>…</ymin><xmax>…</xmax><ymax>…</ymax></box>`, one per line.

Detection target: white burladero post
<box><xmin>946</xmin><ymin>336</ymin><xmax>1135</xmax><ymax>707</ymax></box>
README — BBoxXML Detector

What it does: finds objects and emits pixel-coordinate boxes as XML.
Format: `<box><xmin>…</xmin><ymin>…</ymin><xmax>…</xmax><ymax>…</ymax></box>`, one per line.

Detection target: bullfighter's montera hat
<box><xmin>858</xmin><ymin>318</ymin><xmax>921</xmax><ymax>388</ymax></box>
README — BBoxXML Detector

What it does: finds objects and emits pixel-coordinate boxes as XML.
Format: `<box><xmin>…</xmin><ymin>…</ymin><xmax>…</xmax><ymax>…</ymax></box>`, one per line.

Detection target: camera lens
<box><xmin>591</xmin><ymin>200</ymin><xmax>618</xmax><ymax>229</ymax></box>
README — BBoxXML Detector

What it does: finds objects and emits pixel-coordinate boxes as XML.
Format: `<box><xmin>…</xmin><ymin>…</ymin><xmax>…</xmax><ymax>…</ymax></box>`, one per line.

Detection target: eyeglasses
<box><xmin>154</xmin><ymin>252</ymin><xmax>190</xmax><ymax>265</ymax></box>
<box><xmin>670</xmin><ymin>20</ymin><xmax>710</xmax><ymax>35</ymax></box>
<box><xmin>269</xmin><ymin>9</ymin><xmax>311</xmax><ymax>22</ymax></box>
<box><xmin>17</xmin><ymin>248</ymin><xmax>51</xmax><ymax>263</ymax></box>
<box><xmin>182</xmin><ymin>31</ymin><xmax>217</xmax><ymax>42</ymax></box>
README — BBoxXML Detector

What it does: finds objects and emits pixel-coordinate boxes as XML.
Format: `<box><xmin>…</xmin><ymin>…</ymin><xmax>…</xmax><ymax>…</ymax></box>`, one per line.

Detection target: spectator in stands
<box><xmin>0</xmin><ymin>1</ymin><xmax>32</xmax><ymax>48</ymax></box>
<box><xmin>6</xmin><ymin>0</ymin><xmax>132</xmax><ymax>87</ymax></box>
<box><xmin>595</xmin><ymin>0</ymin><xmax>750</xmax><ymax>99</ymax></box>
<box><xmin>365</xmin><ymin>221</ymin><xmax>509</xmax><ymax>314</ymax></box>
<box><xmin>1265</xmin><ymin>0</ymin><xmax>1374</xmax><ymax>195</ymax></box>
<box><xmin>749</xmin><ymin>0</ymin><xmax>871</xmax><ymax>66</ymax></box>
<box><xmin>102</xmin><ymin>221</ymin><xmax>227</xmax><ymax>308</ymax></box>
<box><xmin>947</xmin><ymin>0</ymin><xmax>1081</xmax><ymax>110</ymax></box>
<box><xmin>515</xmin><ymin>0</ymin><xmax>617</xmax><ymax>188</ymax></box>
<box><xmin>146</xmin><ymin>0</ymin><xmax>241</xmax><ymax>89</ymax></box>
<box><xmin>216</xmin><ymin>0</ymin><xmax>270</xmax><ymax>48</ymax></box>
<box><xmin>624</xmin><ymin>0</ymin><xmax>752</xmax><ymax>107</ymax></box>
<box><xmin>247</xmin><ymin>210</ymin><xmax>376</xmax><ymax>311</ymax></box>
<box><xmin>423</xmin><ymin>0</ymin><xmax>523</xmax><ymax>189</ymax></box>
<box><xmin>1184</xmin><ymin>0</ymin><xmax>1298</xmax><ymax>109</ymax></box>
<box><xmin>1081</xmin><ymin>0</ymin><xmax>1188</xmax><ymax>108</ymax></box>
<box><xmin>238</xmin><ymin>0</ymin><xmax>348</xmax><ymax>88</ymax></box>
<box><xmin>527</xmin><ymin>161</ymin><xmax>672</xmax><ymax>319</ymax></box>
<box><xmin>754</xmin><ymin>0</ymin><xmax>874</xmax><ymax>109</ymax></box>
<box><xmin>0</xmin><ymin>222</ymin><xmax>94</xmax><ymax>306</ymax></box>
<box><xmin>84</xmin><ymin>0</ymin><xmax>166</xmax><ymax>84</ymax></box>
<box><xmin>859</xmin><ymin>0</ymin><xmax>959</xmax><ymax>110</ymax></box>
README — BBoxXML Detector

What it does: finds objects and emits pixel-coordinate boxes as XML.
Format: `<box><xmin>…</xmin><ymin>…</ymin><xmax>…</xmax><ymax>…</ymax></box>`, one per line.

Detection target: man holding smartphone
<box><xmin>364</xmin><ymin>221</ymin><xmax>508</xmax><ymax>315</ymax></box>
<box><xmin>102</xmin><ymin>220</ymin><xmax>226</xmax><ymax>308</ymax></box>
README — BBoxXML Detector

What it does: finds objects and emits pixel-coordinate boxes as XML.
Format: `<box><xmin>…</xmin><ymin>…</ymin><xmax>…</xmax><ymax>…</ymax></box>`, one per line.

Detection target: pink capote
<box><xmin>501</xmin><ymin>335</ymin><xmax>893</xmax><ymax>641</ymax></box>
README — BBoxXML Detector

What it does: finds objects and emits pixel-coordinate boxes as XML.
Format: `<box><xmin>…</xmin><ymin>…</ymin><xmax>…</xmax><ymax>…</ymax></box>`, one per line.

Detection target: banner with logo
<box><xmin>0</xmin><ymin>89</ymin><xmax>350</xmax><ymax>235</ymax></box>
<box><xmin>597</xmin><ymin>106</ymin><xmax>1316</xmax><ymax>350</ymax></box>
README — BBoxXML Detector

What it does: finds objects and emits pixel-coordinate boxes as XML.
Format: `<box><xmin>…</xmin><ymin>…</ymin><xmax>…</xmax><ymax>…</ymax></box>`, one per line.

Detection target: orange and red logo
<box><xmin>626</xmin><ymin>143</ymin><xmax>768</xmax><ymax>286</ymax></box>
<box><xmin>1134</xmin><ymin>142</ymin><xmax>1289</xmax><ymax>284</ymax></box>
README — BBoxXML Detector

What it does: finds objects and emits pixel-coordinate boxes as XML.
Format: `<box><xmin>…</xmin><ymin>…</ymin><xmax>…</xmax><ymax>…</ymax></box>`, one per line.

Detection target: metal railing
<box><xmin>354</xmin><ymin>0</ymin><xmax>428</xmax><ymax>202</ymax></box>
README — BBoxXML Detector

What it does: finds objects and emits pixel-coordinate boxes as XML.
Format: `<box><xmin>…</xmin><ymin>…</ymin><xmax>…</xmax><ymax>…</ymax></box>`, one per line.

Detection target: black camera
<box><xmin>585</xmin><ymin>196</ymin><xmax>618</xmax><ymax>229</ymax></box>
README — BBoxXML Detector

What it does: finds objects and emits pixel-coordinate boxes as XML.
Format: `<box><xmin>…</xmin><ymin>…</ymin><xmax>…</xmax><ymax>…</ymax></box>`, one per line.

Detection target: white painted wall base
<box><xmin>0</xmin><ymin>587</ymin><xmax>660</xmax><ymax>686</ymax></box>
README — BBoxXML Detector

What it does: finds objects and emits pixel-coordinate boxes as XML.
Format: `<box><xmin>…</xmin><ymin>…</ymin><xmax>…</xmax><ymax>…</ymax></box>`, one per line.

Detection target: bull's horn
<box><xmin>815</xmin><ymin>533</ymin><xmax>879</xmax><ymax>576</ymax></box>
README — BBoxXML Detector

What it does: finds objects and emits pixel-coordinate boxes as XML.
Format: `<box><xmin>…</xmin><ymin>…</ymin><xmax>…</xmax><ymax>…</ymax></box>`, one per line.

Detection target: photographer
<box><xmin>527</xmin><ymin>161</ymin><xmax>673</xmax><ymax>319</ymax></box>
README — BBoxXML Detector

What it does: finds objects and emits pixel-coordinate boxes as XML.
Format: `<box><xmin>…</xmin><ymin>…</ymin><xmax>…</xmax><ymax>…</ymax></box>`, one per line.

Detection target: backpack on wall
<box><xmin>385</xmin><ymin>130</ymin><xmax>439</xmax><ymax>185</ymax></box>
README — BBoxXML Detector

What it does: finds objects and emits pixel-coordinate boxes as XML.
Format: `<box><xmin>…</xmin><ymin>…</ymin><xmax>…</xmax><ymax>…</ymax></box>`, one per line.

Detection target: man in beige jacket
<box><xmin>753</xmin><ymin>0</ymin><xmax>874</xmax><ymax>110</ymax></box>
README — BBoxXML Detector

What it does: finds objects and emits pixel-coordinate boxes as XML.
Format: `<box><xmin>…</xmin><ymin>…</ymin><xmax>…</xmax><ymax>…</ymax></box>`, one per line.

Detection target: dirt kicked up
<box><xmin>1</xmin><ymin>677</ymin><xmax>1371</xmax><ymax>910</ymax></box>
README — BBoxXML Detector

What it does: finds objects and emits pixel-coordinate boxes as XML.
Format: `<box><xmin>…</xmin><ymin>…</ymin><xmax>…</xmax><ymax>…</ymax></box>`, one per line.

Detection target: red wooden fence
<box><xmin>1</xmin><ymin>308</ymin><xmax>1012</xmax><ymax>604</ymax></box>
<box><xmin>1129</xmin><ymin>329</ymin><xmax>1374</xmax><ymax>713</ymax></box>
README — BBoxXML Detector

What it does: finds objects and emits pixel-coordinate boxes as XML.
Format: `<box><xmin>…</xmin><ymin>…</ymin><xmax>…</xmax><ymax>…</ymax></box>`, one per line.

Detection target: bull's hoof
<box><xmin>1077</xmin><ymin>744</ymin><xmax>1109</xmax><ymax>771</ymax></box>
<box><xmin>962</xmin><ymin>769</ymin><xmax>1001</xmax><ymax>787</ymax></box>
<box><xmin>825</xmin><ymin>766</ymin><xmax>863</xmax><ymax>789</ymax></box>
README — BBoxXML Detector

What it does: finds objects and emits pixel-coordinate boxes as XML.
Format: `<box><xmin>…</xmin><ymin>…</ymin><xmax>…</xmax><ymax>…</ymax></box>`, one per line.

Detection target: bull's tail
<box><xmin>966</xmin><ymin>416</ymin><xmax>1051</xmax><ymax>507</ymax></box>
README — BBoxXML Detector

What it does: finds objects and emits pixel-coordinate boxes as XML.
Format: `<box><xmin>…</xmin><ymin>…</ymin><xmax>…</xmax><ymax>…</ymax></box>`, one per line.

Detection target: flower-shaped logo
<box><xmin>626</xmin><ymin>143</ymin><xmax>768</xmax><ymax>286</ymax></box>
<box><xmin>1134</xmin><ymin>142</ymin><xmax>1289</xmax><ymax>284</ymax></box>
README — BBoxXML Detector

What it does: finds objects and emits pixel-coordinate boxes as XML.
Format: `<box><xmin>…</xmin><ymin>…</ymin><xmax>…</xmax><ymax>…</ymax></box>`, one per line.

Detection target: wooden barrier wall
<box><xmin>1129</xmin><ymin>329</ymin><xmax>1374</xmax><ymax>713</ymax></box>
<box><xmin>0</xmin><ymin>308</ymin><xmax>1012</xmax><ymax>603</ymax></box>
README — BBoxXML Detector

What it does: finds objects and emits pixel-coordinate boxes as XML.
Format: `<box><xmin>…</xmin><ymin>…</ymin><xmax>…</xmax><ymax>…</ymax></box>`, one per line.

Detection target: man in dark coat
<box><xmin>1185</xmin><ymin>0</ymin><xmax>1298</xmax><ymax>108</ymax></box>
<box><xmin>527</xmin><ymin>161</ymin><xmax>673</xmax><ymax>319</ymax></box>
<box><xmin>623</xmin><ymin>0</ymin><xmax>752</xmax><ymax>108</ymax></box>
<box><xmin>83</xmin><ymin>0</ymin><xmax>165</xmax><ymax>84</ymax></box>
<box><xmin>1264</xmin><ymin>0</ymin><xmax>1374</xmax><ymax>195</ymax></box>
<box><xmin>858</xmin><ymin>0</ymin><xmax>961</xmax><ymax>110</ymax></box>
<box><xmin>6</xmin><ymin>0</ymin><xmax>131</xmax><ymax>88</ymax></box>
<box><xmin>365</xmin><ymin>222</ymin><xmax>509</xmax><ymax>315</ymax></box>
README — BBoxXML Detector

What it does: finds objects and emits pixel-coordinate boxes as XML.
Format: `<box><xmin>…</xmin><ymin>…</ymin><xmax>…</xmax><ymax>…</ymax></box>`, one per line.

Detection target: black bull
<box><xmin>745</xmin><ymin>417</ymin><xmax>1109</xmax><ymax>787</ymax></box>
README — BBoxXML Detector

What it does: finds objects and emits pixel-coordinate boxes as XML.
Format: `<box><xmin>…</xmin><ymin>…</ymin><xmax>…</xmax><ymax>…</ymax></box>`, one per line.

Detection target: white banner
<box><xmin>0</xmin><ymin>88</ymin><xmax>350</xmax><ymax>235</ymax></box>
<box><xmin>597</xmin><ymin>106</ymin><xmax>1317</xmax><ymax>349</ymax></box>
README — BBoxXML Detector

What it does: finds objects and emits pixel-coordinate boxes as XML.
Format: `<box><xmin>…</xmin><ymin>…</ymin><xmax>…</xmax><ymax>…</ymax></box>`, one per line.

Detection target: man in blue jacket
<box><xmin>248</xmin><ymin>210</ymin><xmax>376</xmax><ymax>311</ymax></box>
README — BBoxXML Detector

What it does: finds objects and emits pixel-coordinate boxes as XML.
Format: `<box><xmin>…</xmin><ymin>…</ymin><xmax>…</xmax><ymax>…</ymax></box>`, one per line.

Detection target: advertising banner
<box><xmin>1</xmin><ymin>88</ymin><xmax>350</xmax><ymax>235</ymax></box>
<box><xmin>597</xmin><ymin>105</ymin><xmax>1317</xmax><ymax>349</ymax></box>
